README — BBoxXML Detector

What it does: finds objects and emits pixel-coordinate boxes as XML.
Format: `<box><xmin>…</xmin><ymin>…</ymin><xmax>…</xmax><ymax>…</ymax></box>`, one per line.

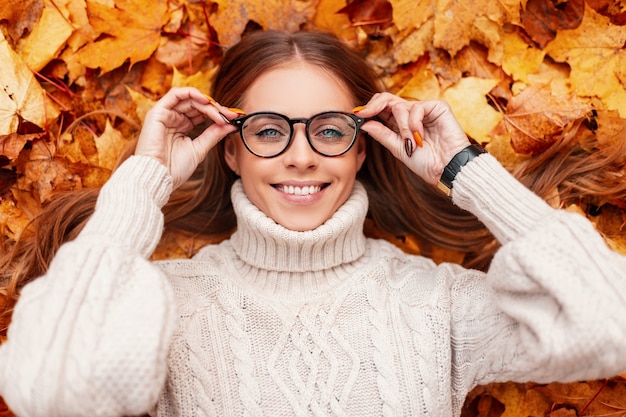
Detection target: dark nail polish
<box><xmin>404</xmin><ymin>138</ymin><xmax>413</xmax><ymax>158</ymax></box>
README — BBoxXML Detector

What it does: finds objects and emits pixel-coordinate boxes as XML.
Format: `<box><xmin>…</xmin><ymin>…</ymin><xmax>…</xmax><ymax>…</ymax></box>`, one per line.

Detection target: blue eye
<box><xmin>255</xmin><ymin>128</ymin><xmax>285</xmax><ymax>141</ymax></box>
<box><xmin>315</xmin><ymin>127</ymin><xmax>346</xmax><ymax>141</ymax></box>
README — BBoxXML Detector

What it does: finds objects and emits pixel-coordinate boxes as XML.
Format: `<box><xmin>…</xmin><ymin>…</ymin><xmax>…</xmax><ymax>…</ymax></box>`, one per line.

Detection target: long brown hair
<box><xmin>2</xmin><ymin>30</ymin><xmax>624</xmax><ymax>327</ymax></box>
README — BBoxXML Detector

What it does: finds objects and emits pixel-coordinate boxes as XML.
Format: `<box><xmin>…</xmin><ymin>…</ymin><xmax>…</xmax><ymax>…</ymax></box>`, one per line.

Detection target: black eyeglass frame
<box><xmin>231</xmin><ymin>111</ymin><xmax>366</xmax><ymax>158</ymax></box>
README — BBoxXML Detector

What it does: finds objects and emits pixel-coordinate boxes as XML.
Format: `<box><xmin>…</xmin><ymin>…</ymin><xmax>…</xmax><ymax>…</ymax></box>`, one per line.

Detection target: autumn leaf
<box><xmin>493</xmin><ymin>30</ymin><xmax>545</xmax><ymax>84</ymax></box>
<box><xmin>337</xmin><ymin>0</ymin><xmax>393</xmax><ymax>28</ymax></box>
<box><xmin>397</xmin><ymin>57</ymin><xmax>441</xmax><ymax>100</ymax></box>
<box><xmin>73</xmin><ymin>0</ymin><xmax>169</xmax><ymax>73</ymax></box>
<box><xmin>0</xmin><ymin>31</ymin><xmax>59</xmax><ymax>137</ymax></box>
<box><xmin>210</xmin><ymin>0</ymin><xmax>318</xmax><ymax>46</ymax></box>
<box><xmin>16</xmin><ymin>0</ymin><xmax>74</xmax><ymax>72</ymax></box>
<box><xmin>544</xmin><ymin>6</ymin><xmax>626</xmax><ymax>117</ymax></box>
<box><xmin>520</xmin><ymin>0</ymin><xmax>584</xmax><ymax>48</ymax></box>
<box><xmin>389</xmin><ymin>0</ymin><xmax>433</xmax><ymax>32</ymax></box>
<box><xmin>442</xmin><ymin>77</ymin><xmax>503</xmax><ymax>144</ymax></box>
<box><xmin>94</xmin><ymin>120</ymin><xmax>130</xmax><ymax>170</ymax></box>
<box><xmin>433</xmin><ymin>0</ymin><xmax>520</xmax><ymax>56</ymax></box>
<box><xmin>586</xmin><ymin>0</ymin><xmax>626</xmax><ymax>24</ymax></box>
<box><xmin>0</xmin><ymin>0</ymin><xmax>44</xmax><ymax>43</ymax></box>
<box><xmin>500</xmin><ymin>84</ymin><xmax>591</xmax><ymax>155</ymax></box>
<box><xmin>311</xmin><ymin>0</ymin><xmax>354</xmax><ymax>39</ymax></box>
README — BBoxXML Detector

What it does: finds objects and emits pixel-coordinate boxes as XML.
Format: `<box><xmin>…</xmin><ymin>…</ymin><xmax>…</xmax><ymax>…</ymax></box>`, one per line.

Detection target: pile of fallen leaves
<box><xmin>1</xmin><ymin>0</ymin><xmax>625</xmax><ymax>415</ymax></box>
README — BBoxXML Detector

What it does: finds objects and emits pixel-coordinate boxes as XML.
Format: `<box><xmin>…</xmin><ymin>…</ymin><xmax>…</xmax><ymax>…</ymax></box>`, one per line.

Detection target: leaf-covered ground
<box><xmin>1</xmin><ymin>0</ymin><xmax>625</xmax><ymax>415</ymax></box>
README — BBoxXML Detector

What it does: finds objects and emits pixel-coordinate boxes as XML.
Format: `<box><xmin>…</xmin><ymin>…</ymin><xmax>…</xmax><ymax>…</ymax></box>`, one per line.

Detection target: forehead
<box><xmin>240</xmin><ymin>62</ymin><xmax>356</xmax><ymax>116</ymax></box>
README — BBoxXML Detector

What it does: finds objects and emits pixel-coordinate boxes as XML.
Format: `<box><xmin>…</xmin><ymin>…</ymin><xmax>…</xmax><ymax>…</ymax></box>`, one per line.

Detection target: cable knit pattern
<box><xmin>366</xmin><ymin>279</ymin><xmax>402</xmax><ymax>417</ymax></box>
<box><xmin>2</xmin><ymin>155</ymin><xmax>626</xmax><ymax>417</ymax></box>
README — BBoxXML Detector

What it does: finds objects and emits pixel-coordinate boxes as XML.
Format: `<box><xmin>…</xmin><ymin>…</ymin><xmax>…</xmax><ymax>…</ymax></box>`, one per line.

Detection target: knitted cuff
<box><xmin>451</xmin><ymin>153</ymin><xmax>554</xmax><ymax>244</ymax></box>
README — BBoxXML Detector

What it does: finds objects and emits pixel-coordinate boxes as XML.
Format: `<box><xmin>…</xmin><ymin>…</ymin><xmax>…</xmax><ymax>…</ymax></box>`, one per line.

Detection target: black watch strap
<box><xmin>437</xmin><ymin>144</ymin><xmax>487</xmax><ymax>196</ymax></box>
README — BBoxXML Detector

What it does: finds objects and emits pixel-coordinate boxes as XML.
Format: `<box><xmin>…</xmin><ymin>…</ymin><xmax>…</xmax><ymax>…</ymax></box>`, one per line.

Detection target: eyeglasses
<box><xmin>231</xmin><ymin>111</ymin><xmax>365</xmax><ymax>158</ymax></box>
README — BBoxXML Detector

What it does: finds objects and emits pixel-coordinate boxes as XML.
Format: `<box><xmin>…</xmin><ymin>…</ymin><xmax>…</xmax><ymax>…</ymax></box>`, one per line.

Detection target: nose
<box><xmin>282</xmin><ymin>125</ymin><xmax>318</xmax><ymax>170</ymax></box>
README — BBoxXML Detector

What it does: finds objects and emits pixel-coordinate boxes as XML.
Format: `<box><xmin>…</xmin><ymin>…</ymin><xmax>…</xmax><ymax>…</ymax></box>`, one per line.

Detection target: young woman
<box><xmin>1</xmin><ymin>30</ymin><xmax>625</xmax><ymax>417</ymax></box>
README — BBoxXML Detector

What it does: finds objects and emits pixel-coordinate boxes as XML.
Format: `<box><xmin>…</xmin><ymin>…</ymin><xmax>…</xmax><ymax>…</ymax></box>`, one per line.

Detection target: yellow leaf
<box><xmin>393</xmin><ymin>20</ymin><xmax>434</xmax><ymax>65</ymax></box>
<box><xmin>390</xmin><ymin>0</ymin><xmax>433</xmax><ymax>31</ymax></box>
<box><xmin>95</xmin><ymin>120</ymin><xmax>128</xmax><ymax>170</ymax></box>
<box><xmin>442</xmin><ymin>77</ymin><xmax>502</xmax><ymax>143</ymax></box>
<box><xmin>0</xmin><ymin>31</ymin><xmax>59</xmax><ymax>136</ymax></box>
<box><xmin>17</xmin><ymin>0</ymin><xmax>74</xmax><ymax>72</ymax></box>
<box><xmin>397</xmin><ymin>59</ymin><xmax>441</xmax><ymax>100</ymax></box>
<box><xmin>210</xmin><ymin>0</ymin><xmax>318</xmax><ymax>46</ymax></box>
<box><xmin>545</xmin><ymin>6</ymin><xmax>626</xmax><ymax>117</ymax></box>
<box><xmin>312</xmin><ymin>0</ymin><xmax>353</xmax><ymax>39</ymax></box>
<box><xmin>172</xmin><ymin>66</ymin><xmax>217</xmax><ymax>95</ymax></box>
<box><xmin>74</xmin><ymin>0</ymin><xmax>169</xmax><ymax>73</ymax></box>
<box><xmin>434</xmin><ymin>0</ymin><xmax>518</xmax><ymax>56</ymax></box>
<box><xmin>126</xmin><ymin>87</ymin><xmax>156</xmax><ymax>123</ymax></box>
<box><xmin>492</xmin><ymin>30</ymin><xmax>545</xmax><ymax>84</ymax></box>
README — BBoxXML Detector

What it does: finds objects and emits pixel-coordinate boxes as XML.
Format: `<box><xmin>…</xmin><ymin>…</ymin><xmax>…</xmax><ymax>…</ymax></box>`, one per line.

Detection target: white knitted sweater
<box><xmin>1</xmin><ymin>154</ymin><xmax>625</xmax><ymax>417</ymax></box>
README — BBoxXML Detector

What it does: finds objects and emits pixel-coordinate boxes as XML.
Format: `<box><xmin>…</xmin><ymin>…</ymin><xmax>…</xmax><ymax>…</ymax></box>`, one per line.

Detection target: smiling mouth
<box><xmin>274</xmin><ymin>184</ymin><xmax>328</xmax><ymax>195</ymax></box>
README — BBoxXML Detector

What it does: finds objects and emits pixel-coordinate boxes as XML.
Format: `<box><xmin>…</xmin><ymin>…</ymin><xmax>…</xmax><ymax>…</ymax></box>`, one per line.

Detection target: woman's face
<box><xmin>224</xmin><ymin>62</ymin><xmax>366</xmax><ymax>231</ymax></box>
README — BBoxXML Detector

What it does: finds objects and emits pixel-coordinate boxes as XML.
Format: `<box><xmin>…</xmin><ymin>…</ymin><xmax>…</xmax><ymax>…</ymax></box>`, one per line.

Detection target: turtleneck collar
<box><xmin>229</xmin><ymin>180</ymin><xmax>368</xmax><ymax>275</ymax></box>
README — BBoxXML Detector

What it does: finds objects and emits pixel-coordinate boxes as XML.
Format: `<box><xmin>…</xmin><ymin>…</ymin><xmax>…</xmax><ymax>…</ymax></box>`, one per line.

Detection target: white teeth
<box><xmin>279</xmin><ymin>185</ymin><xmax>322</xmax><ymax>195</ymax></box>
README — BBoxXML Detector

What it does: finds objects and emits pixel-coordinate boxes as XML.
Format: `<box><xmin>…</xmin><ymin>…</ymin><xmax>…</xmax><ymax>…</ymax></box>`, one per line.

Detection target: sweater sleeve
<box><xmin>0</xmin><ymin>156</ymin><xmax>177</xmax><ymax>417</ymax></box>
<box><xmin>449</xmin><ymin>153</ymin><xmax>626</xmax><ymax>388</ymax></box>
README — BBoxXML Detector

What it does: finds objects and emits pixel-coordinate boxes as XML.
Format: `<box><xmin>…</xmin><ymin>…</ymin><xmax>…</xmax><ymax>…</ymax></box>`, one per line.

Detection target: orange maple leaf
<box><xmin>74</xmin><ymin>0</ymin><xmax>169</xmax><ymax>73</ymax></box>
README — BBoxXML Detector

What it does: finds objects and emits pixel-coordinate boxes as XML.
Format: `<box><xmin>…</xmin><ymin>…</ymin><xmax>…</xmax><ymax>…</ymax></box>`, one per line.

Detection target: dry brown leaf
<box><xmin>586</xmin><ymin>0</ymin><xmax>626</xmax><ymax>25</ymax></box>
<box><xmin>337</xmin><ymin>0</ymin><xmax>393</xmax><ymax>29</ymax></box>
<box><xmin>502</xmin><ymin>84</ymin><xmax>591</xmax><ymax>155</ymax></box>
<box><xmin>0</xmin><ymin>0</ymin><xmax>44</xmax><ymax>43</ymax></box>
<box><xmin>520</xmin><ymin>0</ymin><xmax>584</xmax><ymax>48</ymax></box>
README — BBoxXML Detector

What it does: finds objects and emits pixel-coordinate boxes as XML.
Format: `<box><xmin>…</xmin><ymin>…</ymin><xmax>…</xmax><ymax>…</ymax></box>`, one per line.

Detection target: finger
<box><xmin>361</xmin><ymin>120</ymin><xmax>406</xmax><ymax>161</ymax></box>
<box><xmin>192</xmin><ymin>121</ymin><xmax>237</xmax><ymax>157</ymax></box>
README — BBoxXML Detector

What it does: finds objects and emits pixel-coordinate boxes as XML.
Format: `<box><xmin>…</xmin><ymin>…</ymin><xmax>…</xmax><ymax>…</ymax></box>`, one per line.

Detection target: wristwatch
<box><xmin>437</xmin><ymin>143</ymin><xmax>487</xmax><ymax>197</ymax></box>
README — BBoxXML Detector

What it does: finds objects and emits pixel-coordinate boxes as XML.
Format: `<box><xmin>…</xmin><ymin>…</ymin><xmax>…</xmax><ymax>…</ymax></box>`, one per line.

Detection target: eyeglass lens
<box><xmin>239</xmin><ymin>112</ymin><xmax>358</xmax><ymax>157</ymax></box>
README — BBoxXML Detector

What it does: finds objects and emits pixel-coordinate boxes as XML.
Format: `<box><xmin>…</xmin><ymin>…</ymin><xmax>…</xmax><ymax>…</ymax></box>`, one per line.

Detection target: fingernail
<box><xmin>227</xmin><ymin>107</ymin><xmax>247</xmax><ymax>115</ymax></box>
<box><xmin>413</xmin><ymin>131</ymin><xmax>423</xmax><ymax>148</ymax></box>
<box><xmin>352</xmin><ymin>105</ymin><xmax>367</xmax><ymax>113</ymax></box>
<box><xmin>203</xmin><ymin>94</ymin><xmax>215</xmax><ymax>103</ymax></box>
<box><xmin>404</xmin><ymin>138</ymin><xmax>413</xmax><ymax>158</ymax></box>
<box><xmin>219</xmin><ymin>113</ymin><xmax>231</xmax><ymax>124</ymax></box>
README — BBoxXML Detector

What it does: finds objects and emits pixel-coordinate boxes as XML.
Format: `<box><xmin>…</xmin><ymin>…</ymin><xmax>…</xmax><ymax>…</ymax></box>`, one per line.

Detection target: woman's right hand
<box><xmin>135</xmin><ymin>87</ymin><xmax>239</xmax><ymax>189</ymax></box>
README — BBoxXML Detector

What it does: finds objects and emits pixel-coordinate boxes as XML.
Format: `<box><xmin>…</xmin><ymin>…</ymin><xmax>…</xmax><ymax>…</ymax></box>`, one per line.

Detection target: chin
<box><xmin>278</xmin><ymin>217</ymin><xmax>326</xmax><ymax>232</ymax></box>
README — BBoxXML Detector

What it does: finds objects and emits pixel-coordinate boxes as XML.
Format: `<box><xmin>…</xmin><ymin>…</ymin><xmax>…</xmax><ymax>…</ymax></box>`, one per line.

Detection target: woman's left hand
<box><xmin>355</xmin><ymin>93</ymin><xmax>471</xmax><ymax>185</ymax></box>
